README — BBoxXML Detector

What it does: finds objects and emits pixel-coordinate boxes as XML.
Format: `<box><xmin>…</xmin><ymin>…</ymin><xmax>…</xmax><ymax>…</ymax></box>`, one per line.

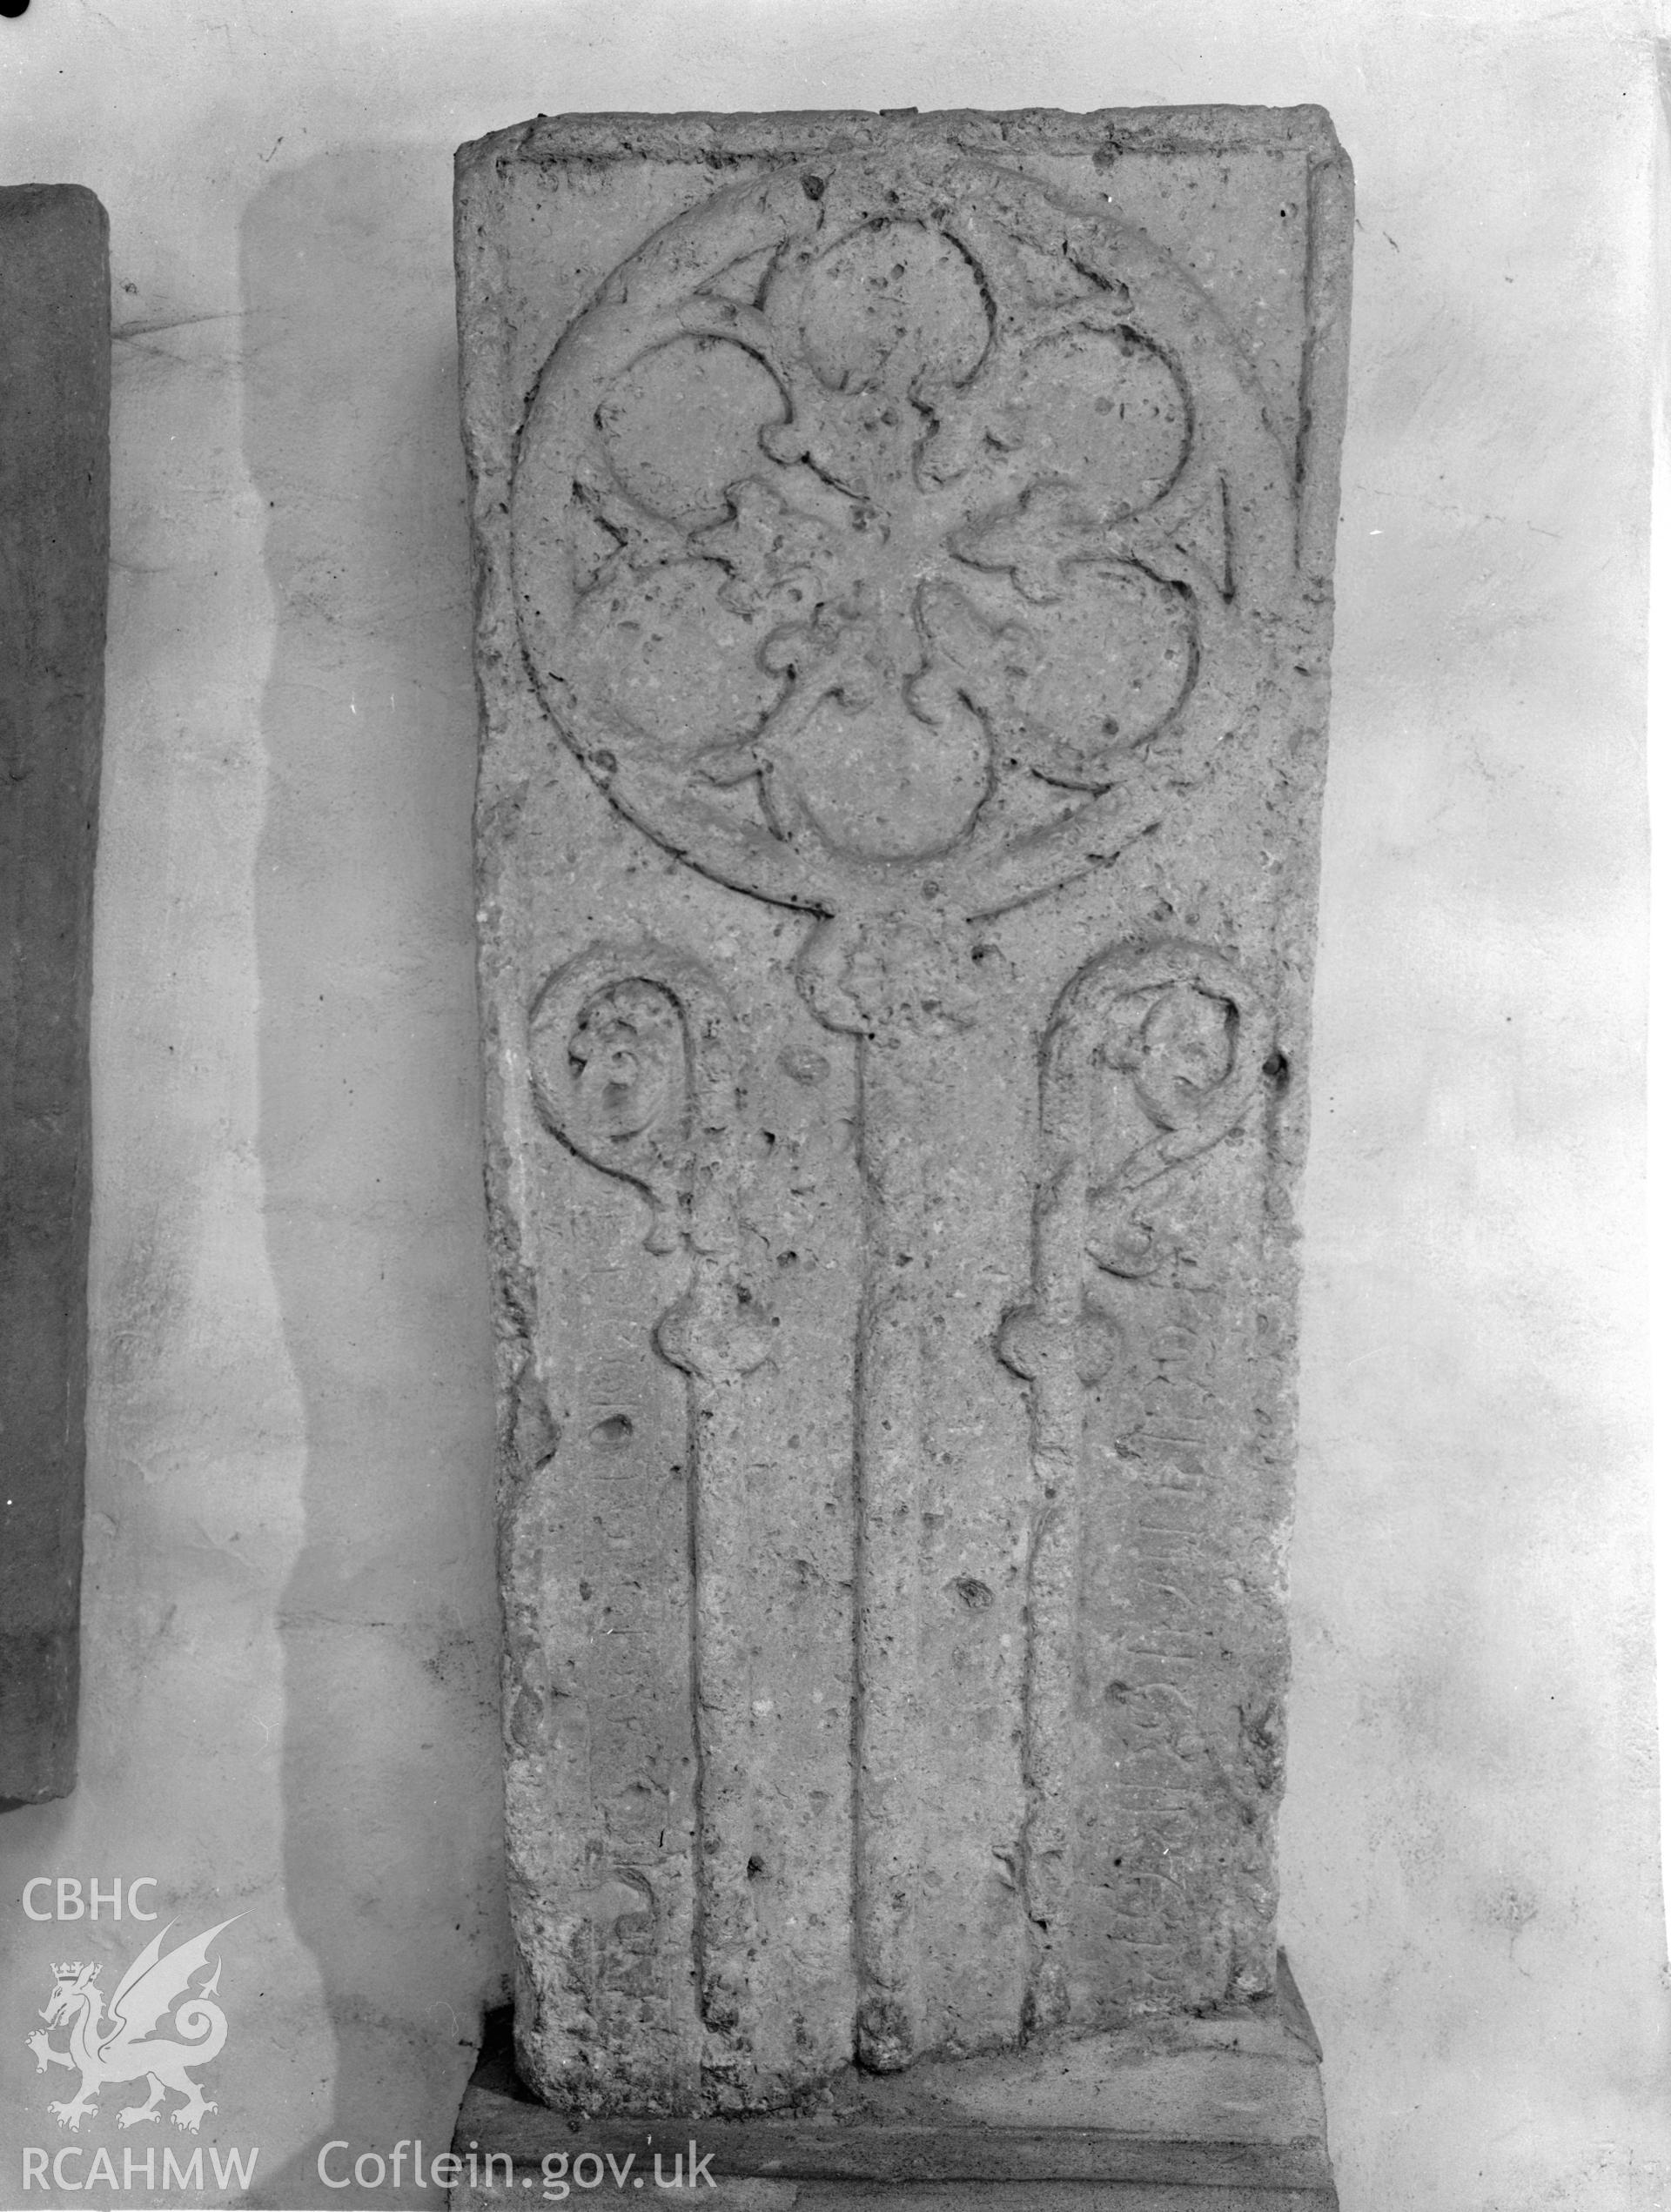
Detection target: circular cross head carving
<box><xmin>513</xmin><ymin>144</ymin><xmax>1298</xmax><ymax>922</ymax></box>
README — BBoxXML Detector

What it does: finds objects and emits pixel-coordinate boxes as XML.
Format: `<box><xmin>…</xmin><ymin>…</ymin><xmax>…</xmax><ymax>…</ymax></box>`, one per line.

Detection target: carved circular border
<box><xmin>513</xmin><ymin>145</ymin><xmax>1298</xmax><ymax>920</ymax></box>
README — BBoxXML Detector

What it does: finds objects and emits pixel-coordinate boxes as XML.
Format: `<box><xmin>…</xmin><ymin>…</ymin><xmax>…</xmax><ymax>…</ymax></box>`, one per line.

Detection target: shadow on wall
<box><xmin>240</xmin><ymin>148</ymin><xmax>508</xmax><ymax>2207</ymax></box>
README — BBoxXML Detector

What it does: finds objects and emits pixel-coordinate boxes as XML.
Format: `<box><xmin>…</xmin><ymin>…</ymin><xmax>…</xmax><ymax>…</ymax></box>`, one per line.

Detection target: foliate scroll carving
<box><xmin>533</xmin><ymin>969</ymin><xmax>695</xmax><ymax>1248</ymax></box>
<box><xmin>530</xmin><ymin>942</ymin><xmax>772</xmax><ymax>1377</ymax></box>
<box><xmin>999</xmin><ymin>942</ymin><xmax>1276</xmax><ymax>2030</ymax></box>
<box><xmin>528</xmin><ymin>943</ymin><xmax>778</xmax><ymax>2092</ymax></box>
<box><xmin>1081</xmin><ymin>947</ymin><xmax>1275</xmax><ymax>1281</ymax></box>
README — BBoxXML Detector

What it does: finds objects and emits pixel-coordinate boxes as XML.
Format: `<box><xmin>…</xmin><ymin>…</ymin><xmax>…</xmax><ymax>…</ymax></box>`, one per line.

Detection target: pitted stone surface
<box><xmin>456</xmin><ymin>107</ymin><xmax>1350</xmax><ymax>2126</ymax></box>
<box><xmin>0</xmin><ymin>185</ymin><xmax>109</xmax><ymax>1804</ymax></box>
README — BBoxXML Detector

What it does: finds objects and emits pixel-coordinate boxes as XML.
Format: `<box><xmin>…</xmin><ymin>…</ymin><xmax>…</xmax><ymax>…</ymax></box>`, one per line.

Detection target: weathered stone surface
<box><xmin>455</xmin><ymin>101</ymin><xmax>1349</xmax><ymax>2168</ymax></box>
<box><xmin>0</xmin><ymin>184</ymin><xmax>109</xmax><ymax>1804</ymax></box>
<box><xmin>453</xmin><ymin>1981</ymin><xmax>1338</xmax><ymax>2207</ymax></box>
<box><xmin>464</xmin><ymin>2182</ymin><xmax>1330</xmax><ymax>2212</ymax></box>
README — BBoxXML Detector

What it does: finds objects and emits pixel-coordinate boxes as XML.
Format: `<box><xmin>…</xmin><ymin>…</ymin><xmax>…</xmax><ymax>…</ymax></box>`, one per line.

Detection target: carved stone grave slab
<box><xmin>455</xmin><ymin>107</ymin><xmax>1350</xmax><ymax>2206</ymax></box>
<box><xmin>0</xmin><ymin>185</ymin><xmax>109</xmax><ymax>1805</ymax></box>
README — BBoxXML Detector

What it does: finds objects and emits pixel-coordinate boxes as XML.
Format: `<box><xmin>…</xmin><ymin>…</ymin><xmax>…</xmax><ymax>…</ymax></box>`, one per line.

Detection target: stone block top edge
<box><xmin>456</xmin><ymin>102</ymin><xmax>1347</xmax><ymax>178</ymax></box>
<box><xmin>0</xmin><ymin>182</ymin><xmax>109</xmax><ymax>244</ymax></box>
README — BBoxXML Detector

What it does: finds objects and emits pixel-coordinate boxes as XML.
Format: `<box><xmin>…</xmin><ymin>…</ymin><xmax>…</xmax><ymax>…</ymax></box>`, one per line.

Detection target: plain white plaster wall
<box><xmin>0</xmin><ymin>4</ymin><xmax>1662</xmax><ymax>2209</ymax></box>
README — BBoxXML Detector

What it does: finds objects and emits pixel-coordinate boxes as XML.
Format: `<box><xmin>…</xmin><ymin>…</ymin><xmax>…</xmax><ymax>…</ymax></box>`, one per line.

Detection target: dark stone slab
<box><xmin>0</xmin><ymin>184</ymin><xmax>109</xmax><ymax>1804</ymax></box>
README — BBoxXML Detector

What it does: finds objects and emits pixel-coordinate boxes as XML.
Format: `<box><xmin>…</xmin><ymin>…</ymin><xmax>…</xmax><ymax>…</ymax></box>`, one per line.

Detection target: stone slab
<box><xmin>455</xmin><ymin>100</ymin><xmax>1350</xmax><ymax>2149</ymax></box>
<box><xmin>453</xmin><ymin>1978</ymin><xmax>1337</xmax><ymax>2206</ymax></box>
<box><xmin>462</xmin><ymin>2179</ymin><xmax>1332</xmax><ymax>2212</ymax></box>
<box><xmin>0</xmin><ymin>184</ymin><xmax>109</xmax><ymax>1804</ymax></box>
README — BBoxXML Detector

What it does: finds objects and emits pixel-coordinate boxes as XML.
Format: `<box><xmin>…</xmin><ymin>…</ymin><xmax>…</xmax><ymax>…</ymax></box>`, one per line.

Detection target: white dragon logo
<box><xmin>26</xmin><ymin>1919</ymin><xmax>238</xmax><ymax>2134</ymax></box>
